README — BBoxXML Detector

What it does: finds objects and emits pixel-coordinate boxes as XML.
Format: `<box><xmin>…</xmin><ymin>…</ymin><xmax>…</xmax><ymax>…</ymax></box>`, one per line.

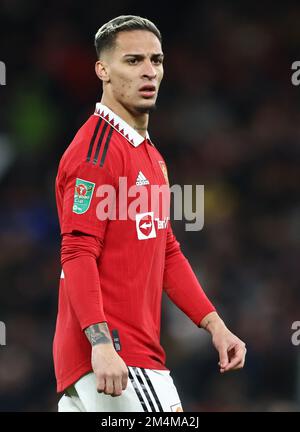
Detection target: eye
<box><xmin>127</xmin><ymin>58</ymin><xmax>138</xmax><ymax>65</ymax></box>
<box><xmin>152</xmin><ymin>58</ymin><xmax>163</xmax><ymax>65</ymax></box>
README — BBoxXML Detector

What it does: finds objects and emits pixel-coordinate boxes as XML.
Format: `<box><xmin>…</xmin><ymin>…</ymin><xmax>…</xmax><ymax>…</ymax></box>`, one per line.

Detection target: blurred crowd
<box><xmin>0</xmin><ymin>0</ymin><xmax>299</xmax><ymax>411</ymax></box>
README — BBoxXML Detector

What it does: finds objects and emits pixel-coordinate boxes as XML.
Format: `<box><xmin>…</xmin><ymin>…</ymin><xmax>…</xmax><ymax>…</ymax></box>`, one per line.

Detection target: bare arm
<box><xmin>85</xmin><ymin>322</ymin><xmax>112</xmax><ymax>346</ymax></box>
<box><xmin>84</xmin><ymin>323</ymin><xmax>128</xmax><ymax>397</ymax></box>
<box><xmin>200</xmin><ymin>312</ymin><xmax>247</xmax><ymax>373</ymax></box>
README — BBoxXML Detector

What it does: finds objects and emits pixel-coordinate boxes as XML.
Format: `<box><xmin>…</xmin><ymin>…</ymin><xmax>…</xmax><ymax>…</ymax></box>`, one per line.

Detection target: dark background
<box><xmin>0</xmin><ymin>0</ymin><xmax>299</xmax><ymax>411</ymax></box>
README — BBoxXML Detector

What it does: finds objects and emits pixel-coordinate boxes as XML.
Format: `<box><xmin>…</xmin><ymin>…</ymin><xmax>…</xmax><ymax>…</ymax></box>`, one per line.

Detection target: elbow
<box><xmin>61</xmin><ymin>232</ymin><xmax>103</xmax><ymax>265</ymax></box>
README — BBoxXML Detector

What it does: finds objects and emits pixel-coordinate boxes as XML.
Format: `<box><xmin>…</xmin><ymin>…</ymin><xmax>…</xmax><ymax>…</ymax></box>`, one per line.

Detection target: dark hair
<box><xmin>94</xmin><ymin>15</ymin><xmax>162</xmax><ymax>59</ymax></box>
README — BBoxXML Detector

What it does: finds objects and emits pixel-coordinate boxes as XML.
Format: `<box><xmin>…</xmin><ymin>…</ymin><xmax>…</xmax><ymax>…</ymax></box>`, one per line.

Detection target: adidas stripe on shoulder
<box><xmin>86</xmin><ymin>118</ymin><xmax>114</xmax><ymax>167</ymax></box>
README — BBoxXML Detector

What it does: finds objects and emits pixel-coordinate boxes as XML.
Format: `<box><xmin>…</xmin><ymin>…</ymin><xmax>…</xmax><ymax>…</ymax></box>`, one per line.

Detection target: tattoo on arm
<box><xmin>84</xmin><ymin>322</ymin><xmax>112</xmax><ymax>346</ymax></box>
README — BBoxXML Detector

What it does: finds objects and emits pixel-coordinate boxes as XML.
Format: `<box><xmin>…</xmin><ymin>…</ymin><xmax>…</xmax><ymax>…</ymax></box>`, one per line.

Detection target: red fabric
<box><xmin>53</xmin><ymin>111</ymin><xmax>216</xmax><ymax>393</ymax></box>
<box><xmin>61</xmin><ymin>233</ymin><xmax>106</xmax><ymax>329</ymax></box>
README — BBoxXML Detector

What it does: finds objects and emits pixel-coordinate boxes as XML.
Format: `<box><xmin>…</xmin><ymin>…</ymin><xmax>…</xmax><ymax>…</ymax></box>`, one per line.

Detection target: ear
<box><xmin>95</xmin><ymin>60</ymin><xmax>110</xmax><ymax>82</ymax></box>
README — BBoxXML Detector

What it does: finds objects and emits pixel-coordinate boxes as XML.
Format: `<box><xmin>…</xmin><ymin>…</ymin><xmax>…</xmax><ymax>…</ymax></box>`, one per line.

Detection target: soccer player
<box><xmin>53</xmin><ymin>15</ymin><xmax>246</xmax><ymax>412</ymax></box>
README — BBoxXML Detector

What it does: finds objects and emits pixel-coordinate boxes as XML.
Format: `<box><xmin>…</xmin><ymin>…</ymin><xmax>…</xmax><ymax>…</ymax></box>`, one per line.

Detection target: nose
<box><xmin>141</xmin><ymin>59</ymin><xmax>157</xmax><ymax>80</ymax></box>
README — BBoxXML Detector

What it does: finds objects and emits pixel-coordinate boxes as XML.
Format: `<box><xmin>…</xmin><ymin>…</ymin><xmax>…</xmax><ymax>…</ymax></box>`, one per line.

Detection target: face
<box><xmin>98</xmin><ymin>30</ymin><xmax>164</xmax><ymax>114</ymax></box>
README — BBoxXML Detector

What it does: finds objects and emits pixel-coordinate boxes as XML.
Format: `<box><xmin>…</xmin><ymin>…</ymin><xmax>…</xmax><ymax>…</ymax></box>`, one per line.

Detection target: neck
<box><xmin>100</xmin><ymin>96</ymin><xmax>149</xmax><ymax>138</ymax></box>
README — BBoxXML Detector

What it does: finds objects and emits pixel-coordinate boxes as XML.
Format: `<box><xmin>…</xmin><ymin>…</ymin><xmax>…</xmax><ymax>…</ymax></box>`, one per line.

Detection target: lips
<box><xmin>139</xmin><ymin>84</ymin><xmax>156</xmax><ymax>98</ymax></box>
<box><xmin>139</xmin><ymin>84</ymin><xmax>156</xmax><ymax>91</ymax></box>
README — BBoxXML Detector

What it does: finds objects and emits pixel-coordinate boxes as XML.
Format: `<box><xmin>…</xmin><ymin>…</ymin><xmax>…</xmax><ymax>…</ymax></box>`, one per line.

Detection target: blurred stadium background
<box><xmin>0</xmin><ymin>0</ymin><xmax>299</xmax><ymax>411</ymax></box>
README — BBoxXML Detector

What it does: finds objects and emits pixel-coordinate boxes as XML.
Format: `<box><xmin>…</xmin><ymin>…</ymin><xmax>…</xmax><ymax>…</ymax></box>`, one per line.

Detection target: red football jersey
<box><xmin>53</xmin><ymin>103</ymin><xmax>215</xmax><ymax>392</ymax></box>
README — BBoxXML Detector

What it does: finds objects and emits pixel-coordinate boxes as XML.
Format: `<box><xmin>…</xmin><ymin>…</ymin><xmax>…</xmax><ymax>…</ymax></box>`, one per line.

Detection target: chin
<box><xmin>135</xmin><ymin>102</ymin><xmax>157</xmax><ymax>114</ymax></box>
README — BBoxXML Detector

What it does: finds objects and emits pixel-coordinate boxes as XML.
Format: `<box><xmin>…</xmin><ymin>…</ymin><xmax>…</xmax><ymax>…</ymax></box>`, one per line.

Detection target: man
<box><xmin>53</xmin><ymin>15</ymin><xmax>246</xmax><ymax>412</ymax></box>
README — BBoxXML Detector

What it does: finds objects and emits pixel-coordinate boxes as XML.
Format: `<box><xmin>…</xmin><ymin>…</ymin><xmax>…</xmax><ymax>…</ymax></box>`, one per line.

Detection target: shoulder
<box><xmin>58</xmin><ymin>114</ymin><xmax>128</xmax><ymax>178</ymax></box>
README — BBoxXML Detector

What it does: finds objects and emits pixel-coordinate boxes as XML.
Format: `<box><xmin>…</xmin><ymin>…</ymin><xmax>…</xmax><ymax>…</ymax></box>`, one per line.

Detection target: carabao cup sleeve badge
<box><xmin>72</xmin><ymin>178</ymin><xmax>96</xmax><ymax>214</ymax></box>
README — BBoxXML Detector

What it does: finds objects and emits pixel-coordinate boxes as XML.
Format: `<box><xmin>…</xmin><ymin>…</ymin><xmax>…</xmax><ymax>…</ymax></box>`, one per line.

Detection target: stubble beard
<box><xmin>135</xmin><ymin>103</ymin><xmax>157</xmax><ymax>114</ymax></box>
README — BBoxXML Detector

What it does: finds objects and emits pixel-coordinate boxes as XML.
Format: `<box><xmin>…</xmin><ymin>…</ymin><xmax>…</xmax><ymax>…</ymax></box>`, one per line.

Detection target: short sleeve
<box><xmin>61</xmin><ymin>161</ymin><xmax>117</xmax><ymax>239</ymax></box>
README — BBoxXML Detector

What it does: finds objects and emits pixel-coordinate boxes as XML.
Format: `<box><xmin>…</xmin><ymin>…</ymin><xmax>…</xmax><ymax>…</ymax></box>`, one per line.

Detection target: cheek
<box><xmin>117</xmin><ymin>77</ymin><xmax>134</xmax><ymax>97</ymax></box>
<box><xmin>158</xmin><ymin>69</ymin><xmax>164</xmax><ymax>84</ymax></box>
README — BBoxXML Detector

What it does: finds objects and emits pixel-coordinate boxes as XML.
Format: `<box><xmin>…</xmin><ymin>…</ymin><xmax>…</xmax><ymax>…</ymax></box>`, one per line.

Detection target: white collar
<box><xmin>94</xmin><ymin>103</ymin><xmax>150</xmax><ymax>147</ymax></box>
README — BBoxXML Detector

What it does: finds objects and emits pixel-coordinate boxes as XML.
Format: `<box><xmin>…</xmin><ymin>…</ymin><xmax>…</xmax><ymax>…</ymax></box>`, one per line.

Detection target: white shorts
<box><xmin>58</xmin><ymin>366</ymin><xmax>183</xmax><ymax>412</ymax></box>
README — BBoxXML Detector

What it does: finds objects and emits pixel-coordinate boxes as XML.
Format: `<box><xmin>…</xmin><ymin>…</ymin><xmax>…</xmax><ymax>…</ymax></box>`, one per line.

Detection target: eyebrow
<box><xmin>123</xmin><ymin>53</ymin><xmax>164</xmax><ymax>59</ymax></box>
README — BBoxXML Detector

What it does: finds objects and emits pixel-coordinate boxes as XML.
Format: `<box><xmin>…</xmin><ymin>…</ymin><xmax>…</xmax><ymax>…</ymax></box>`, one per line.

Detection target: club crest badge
<box><xmin>158</xmin><ymin>161</ymin><xmax>169</xmax><ymax>185</ymax></box>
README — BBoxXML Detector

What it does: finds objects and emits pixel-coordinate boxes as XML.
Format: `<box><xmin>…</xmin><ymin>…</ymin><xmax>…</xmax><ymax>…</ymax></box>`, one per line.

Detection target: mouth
<box><xmin>139</xmin><ymin>84</ymin><xmax>156</xmax><ymax>98</ymax></box>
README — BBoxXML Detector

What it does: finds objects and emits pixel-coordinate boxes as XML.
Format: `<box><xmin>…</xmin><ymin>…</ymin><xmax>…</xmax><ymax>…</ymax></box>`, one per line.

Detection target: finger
<box><xmin>220</xmin><ymin>353</ymin><xmax>246</xmax><ymax>373</ymax></box>
<box><xmin>122</xmin><ymin>370</ymin><xmax>128</xmax><ymax>390</ymax></box>
<box><xmin>231</xmin><ymin>353</ymin><xmax>246</xmax><ymax>370</ymax></box>
<box><xmin>112</xmin><ymin>377</ymin><xmax>122</xmax><ymax>397</ymax></box>
<box><xmin>218</xmin><ymin>345</ymin><xmax>229</xmax><ymax>369</ymax></box>
<box><xmin>231</xmin><ymin>360</ymin><xmax>245</xmax><ymax>370</ymax></box>
<box><xmin>225</xmin><ymin>356</ymin><xmax>242</xmax><ymax>371</ymax></box>
<box><xmin>225</xmin><ymin>357</ymin><xmax>245</xmax><ymax>372</ymax></box>
<box><xmin>96</xmin><ymin>375</ymin><xmax>105</xmax><ymax>393</ymax></box>
<box><xmin>224</xmin><ymin>347</ymin><xmax>245</xmax><ymax>371</ymax></box>
<box><xmin>104</xmin><ymin>376</ymin><xmax>114</xmax><ymax>395</ymax></box>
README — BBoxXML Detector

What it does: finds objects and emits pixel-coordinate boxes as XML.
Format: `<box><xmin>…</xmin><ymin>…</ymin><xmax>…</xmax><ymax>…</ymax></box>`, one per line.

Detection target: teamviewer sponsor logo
<box><xmin>136</xmin><ymin>212</ymin><xmax>156</xmax><ymax>240</ymax></box>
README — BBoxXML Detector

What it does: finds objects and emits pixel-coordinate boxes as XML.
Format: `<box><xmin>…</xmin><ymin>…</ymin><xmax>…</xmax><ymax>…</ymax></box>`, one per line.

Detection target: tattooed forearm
<box><xmin>84</xmin><ymin>322</ymin><xmax>112</xmax><ymax>346</ymax></box>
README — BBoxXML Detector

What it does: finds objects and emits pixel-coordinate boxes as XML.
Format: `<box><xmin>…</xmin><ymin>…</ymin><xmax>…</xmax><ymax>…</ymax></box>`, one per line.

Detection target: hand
<box><xmin>201</xmin><ymin>312</ymin><xmax>246</xmax><ymax>373</ymax></box>
<box><xmin>91</xmin><ymin>343</ymin><xmax>129</xmax><ymax>396</ymax></box>
<box><xmin>85</xmin><ymin>322</ymin><xmax>128</xmax><ymax>396</ymax></box>
<box><xmin>212</xmin><ymin>326</ymin><xmax>246</xmax><ymax>373</ymax></box>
